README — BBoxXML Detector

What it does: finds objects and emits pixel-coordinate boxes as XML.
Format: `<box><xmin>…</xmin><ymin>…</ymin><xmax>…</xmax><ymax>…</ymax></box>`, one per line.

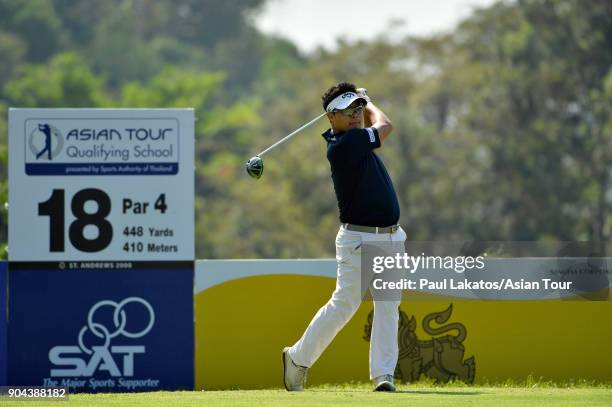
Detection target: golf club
<box><xmin>246</xmin><ymin>112</ymin><xmax>326</xmax><ymax>179</ymax></box>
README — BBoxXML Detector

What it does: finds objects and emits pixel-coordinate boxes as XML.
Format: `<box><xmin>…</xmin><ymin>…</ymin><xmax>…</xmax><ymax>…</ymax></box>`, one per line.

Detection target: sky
<box><xmin>254</xmin><ymin>0</ymin><xmax>499</xmax><ymax>53</ymax></box>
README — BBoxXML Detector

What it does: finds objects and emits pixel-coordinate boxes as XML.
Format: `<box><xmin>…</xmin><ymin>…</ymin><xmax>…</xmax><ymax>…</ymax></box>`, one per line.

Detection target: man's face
<box><xmin>327</xmin><ymin>101</ymin><xmax>365</xmax><ymax>133</ymax></box>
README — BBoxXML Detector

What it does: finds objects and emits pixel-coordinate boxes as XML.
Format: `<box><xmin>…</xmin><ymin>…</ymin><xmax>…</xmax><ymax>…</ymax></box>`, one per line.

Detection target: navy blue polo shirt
<box><xmin>323</xmin><ymin>127</ymin><xmax>400</xmax><ymax>227</ymax></box>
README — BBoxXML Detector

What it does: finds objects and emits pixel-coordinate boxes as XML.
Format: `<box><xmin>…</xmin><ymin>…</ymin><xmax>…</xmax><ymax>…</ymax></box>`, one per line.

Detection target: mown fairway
<box><xmin>2</xmin><ymin>383</ymin><xmax>611</xmax><ymax>407</ymax></box>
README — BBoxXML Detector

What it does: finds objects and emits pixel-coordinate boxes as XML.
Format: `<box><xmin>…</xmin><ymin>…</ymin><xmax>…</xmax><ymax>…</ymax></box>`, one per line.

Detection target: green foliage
<box><xmin>0</xmin><ymin>31</ymin><xmax>27</xmax><ymax>89</ymax></box>
<box><xmin>120</xmin><ymin>68</ymin><xmax>226</xmax><ymax>108</ymax></box>
<box><xmin>0</xmin><ymin>0</ymin><xmax>68</xmax><ymax>62</ymax></box>
<box><xmin>4</xmin><ymin>52</ymin><xmax>109</xmax><ymax>107</ymax></box>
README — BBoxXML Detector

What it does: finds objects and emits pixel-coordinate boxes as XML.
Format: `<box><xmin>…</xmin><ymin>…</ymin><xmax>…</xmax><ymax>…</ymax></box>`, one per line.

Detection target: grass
<box><xmin>2</xmin><ymin>380</ymin><xmax>611</xmax><ymax>406</ymax></box>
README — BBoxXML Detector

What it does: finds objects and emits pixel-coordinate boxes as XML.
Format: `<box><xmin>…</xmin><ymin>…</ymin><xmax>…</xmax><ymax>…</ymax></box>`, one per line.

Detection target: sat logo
<box><xmin>49</xmin><ymin>297</ymin><xmax>155</xmax><ymax>377</ymax></box>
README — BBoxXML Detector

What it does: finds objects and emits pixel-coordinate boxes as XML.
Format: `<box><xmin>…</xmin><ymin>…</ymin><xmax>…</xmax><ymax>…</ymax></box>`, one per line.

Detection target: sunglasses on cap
<box><xmin>334</xmin><ymin>104</ymin><xmax>365</xmax><ymax>117</ymax></box>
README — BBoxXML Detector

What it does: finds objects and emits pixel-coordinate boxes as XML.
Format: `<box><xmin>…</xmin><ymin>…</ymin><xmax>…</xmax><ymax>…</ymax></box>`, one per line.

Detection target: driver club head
<box><xmin>246</xmin><ymin>156</ymin><xmax>264</xmax><ymax>179</ymax></box>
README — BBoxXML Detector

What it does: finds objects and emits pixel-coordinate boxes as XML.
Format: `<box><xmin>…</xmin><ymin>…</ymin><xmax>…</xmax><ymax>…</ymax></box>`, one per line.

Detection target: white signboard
<box><xmin>8</xmin><ymin>109</ymin><xmax>194</xmax><ymax>261</ymax></box>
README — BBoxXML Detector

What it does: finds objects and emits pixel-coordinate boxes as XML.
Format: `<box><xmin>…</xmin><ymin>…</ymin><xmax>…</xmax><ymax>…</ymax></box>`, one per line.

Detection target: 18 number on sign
<box><xmin>38</xmin><ymin>189</ymin><xmax>168</xmax><ymax>253</ymax></box>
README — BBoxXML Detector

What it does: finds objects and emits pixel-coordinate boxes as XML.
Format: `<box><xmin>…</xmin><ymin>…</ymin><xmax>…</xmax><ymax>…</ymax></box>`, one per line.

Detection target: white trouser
<box><xmin>288</xmin><ymin>224</ymin><xmax>407</xmax><ymax>379</ymax></box>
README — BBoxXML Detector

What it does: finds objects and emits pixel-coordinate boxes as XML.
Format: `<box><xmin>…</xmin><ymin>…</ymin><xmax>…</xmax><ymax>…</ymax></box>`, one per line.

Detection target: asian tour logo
<box><xmin>29</xmin><ymin>123</ymin><xmax>64</xmax><ymax>160</ymax></box>
<box><xmin>24</xmin><ymin>118</ymin><xmax>180</xmax><ymax>175</ymax></box>
<box><xmin>48</xmin><ymin>297</ymin><xmax>155</xmax><ymax>378</ymax></box>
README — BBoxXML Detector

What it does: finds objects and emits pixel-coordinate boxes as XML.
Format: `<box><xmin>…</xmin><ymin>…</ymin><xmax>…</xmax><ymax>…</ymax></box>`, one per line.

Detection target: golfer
<box><xmin>283</xmin><ymin>82</ymin><xmax>406</xmax><ymax>392</ymax></box>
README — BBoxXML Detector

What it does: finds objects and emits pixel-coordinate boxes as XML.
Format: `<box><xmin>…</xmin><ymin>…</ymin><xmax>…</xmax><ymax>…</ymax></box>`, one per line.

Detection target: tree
<box><xmin>4</xmin><ymin>52</ymin><xmax>109</xmax><ymax>107</ymax></box>
<box><xmin>0</xmin><ymin>0</ymin><xmax>67</xmax><ymax>62</ymax></box>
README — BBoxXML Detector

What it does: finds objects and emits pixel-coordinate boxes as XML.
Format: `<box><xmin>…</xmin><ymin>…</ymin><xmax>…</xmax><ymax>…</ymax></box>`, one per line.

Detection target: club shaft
<box><xmin>258</xmin><ymin>112</ymin><xmax>326</xmax><ymax>157</ymax></box>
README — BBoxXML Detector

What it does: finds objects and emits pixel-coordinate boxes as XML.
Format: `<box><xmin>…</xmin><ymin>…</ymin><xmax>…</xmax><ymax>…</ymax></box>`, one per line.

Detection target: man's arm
<box><xmin>365</xmin><ymin>102</ymin><xmax>393</xmax><ymax>145</ymax></box>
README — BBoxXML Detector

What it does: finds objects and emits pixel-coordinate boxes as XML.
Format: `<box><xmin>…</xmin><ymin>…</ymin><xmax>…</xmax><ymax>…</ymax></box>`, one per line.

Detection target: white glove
<box><xmin>356</xmin><ymin>88</ymin><xmax>371</xmax><ymax>103</ymax></box>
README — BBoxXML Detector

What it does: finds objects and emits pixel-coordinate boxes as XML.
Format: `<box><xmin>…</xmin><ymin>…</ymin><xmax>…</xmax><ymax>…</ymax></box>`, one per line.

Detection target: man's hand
<box><xmin>357</xmin><ymin>88</ymin><xmax>392</xmax><ymax>144</ymax></box>
<box><xmin>356</xmin><ymin>88</ymin><xmax>371</xmax><ymax>104</ymax></box>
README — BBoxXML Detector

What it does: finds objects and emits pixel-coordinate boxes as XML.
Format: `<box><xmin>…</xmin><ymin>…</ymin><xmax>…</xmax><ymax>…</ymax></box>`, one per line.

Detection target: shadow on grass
<box><xmin>308</xmin><ymin>389</ymin><xmax>482</xmax><ymax>396</ymax></box>
<box><xmin>397</xmin><ymin>390</ymin><xmax>482</xmax><ymax>396</ymax></box>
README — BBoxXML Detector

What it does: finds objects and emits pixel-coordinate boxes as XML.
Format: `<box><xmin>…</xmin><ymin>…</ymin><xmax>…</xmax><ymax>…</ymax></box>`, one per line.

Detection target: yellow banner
<box><xmin>194</xmin><ymin>260</ymin><xmax>612</xmax><ymax>390</ymax></box>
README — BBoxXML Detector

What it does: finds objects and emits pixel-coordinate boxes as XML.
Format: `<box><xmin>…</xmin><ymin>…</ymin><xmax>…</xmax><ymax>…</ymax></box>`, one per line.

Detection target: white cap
<box><xmin>325</xmin><ymin>92</ymin><xmax>368</xmax><ymax>112</ymax></box>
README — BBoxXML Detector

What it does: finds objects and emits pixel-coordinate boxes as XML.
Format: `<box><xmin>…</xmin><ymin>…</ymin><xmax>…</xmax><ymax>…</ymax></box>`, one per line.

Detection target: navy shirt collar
<box><xmin>321</xmin><ymin>128</ymin><xmax>338</xmax><ymax>143</ymax></box>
